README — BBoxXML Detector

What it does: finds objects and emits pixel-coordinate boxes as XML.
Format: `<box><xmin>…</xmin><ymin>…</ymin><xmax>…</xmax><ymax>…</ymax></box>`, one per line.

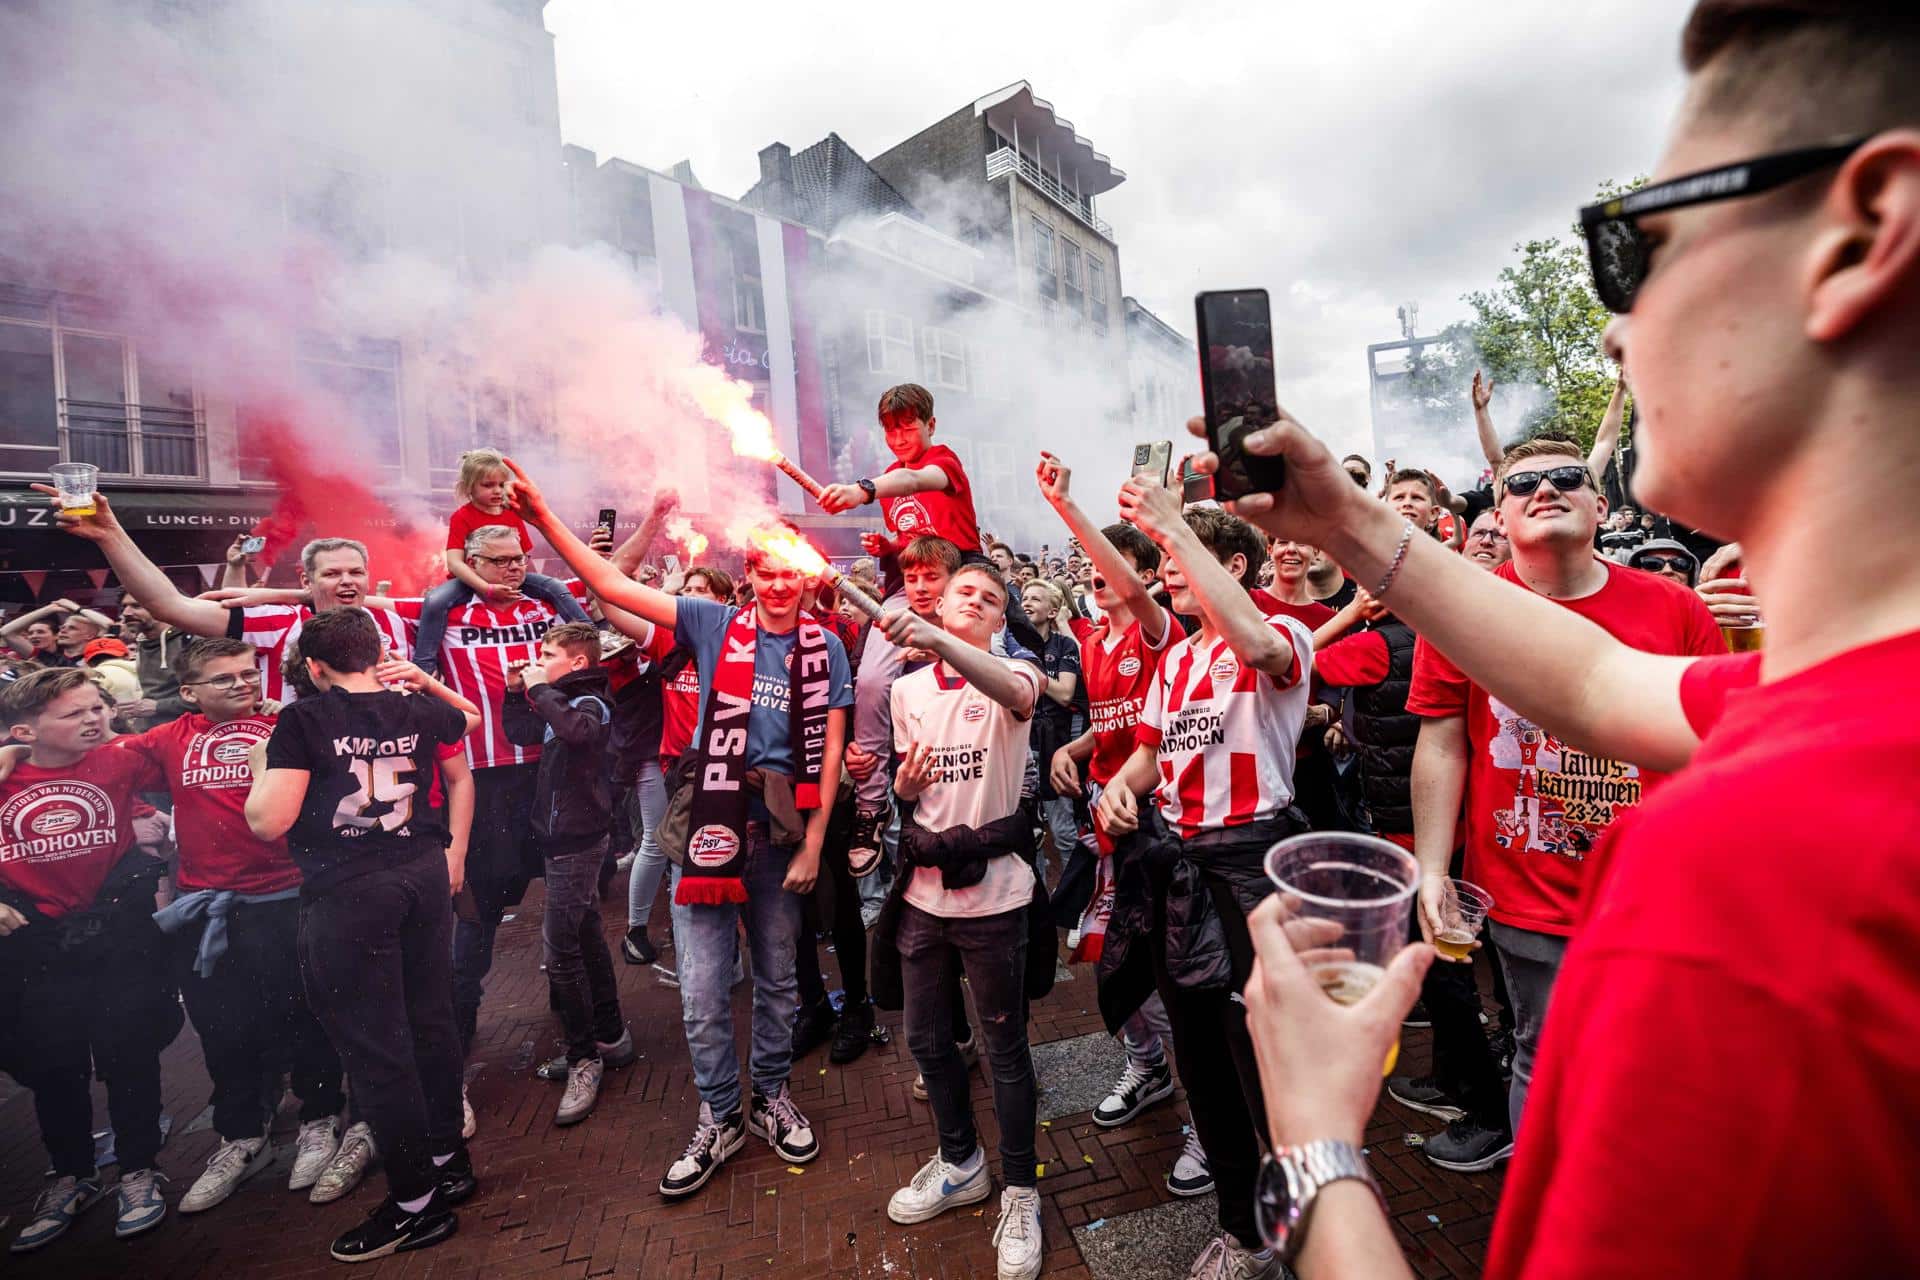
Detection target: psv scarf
<box><xmin>677</xmin><ymin>607</ymin><xmax>832</xmax><ymax>905</ymax></box>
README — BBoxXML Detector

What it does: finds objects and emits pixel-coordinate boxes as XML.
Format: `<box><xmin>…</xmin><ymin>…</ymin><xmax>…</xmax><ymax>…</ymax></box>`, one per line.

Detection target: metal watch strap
<box><xmin>1277</xmin><ymin>1138</ymin><xmax>1383</xmax><ymax>1263</ymax></box>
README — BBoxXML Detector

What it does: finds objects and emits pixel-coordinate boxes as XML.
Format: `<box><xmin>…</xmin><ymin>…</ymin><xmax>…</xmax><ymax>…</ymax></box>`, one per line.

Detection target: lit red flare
<box><xmin>742</xmin><ymin>526</ymin><xmax>884</xmax><ymax>620</ymax></box>
<box><xmin>713</xmin><ymin>397</ymin><xmax>827</xmax><ymax>502</ymax></box>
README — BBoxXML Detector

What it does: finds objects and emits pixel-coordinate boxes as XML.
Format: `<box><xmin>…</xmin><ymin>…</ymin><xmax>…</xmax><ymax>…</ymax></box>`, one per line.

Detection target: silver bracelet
<box><xmin>1370</xmin><ymin>520</ymin><xmax>1416</xmax><ymax>599</ymax></box>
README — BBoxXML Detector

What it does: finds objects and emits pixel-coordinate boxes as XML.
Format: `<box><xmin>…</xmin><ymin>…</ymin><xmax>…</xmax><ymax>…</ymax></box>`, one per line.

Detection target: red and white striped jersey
<box><xmin>227</xmin><ymin>605</ymin><xmax>413</xmax><ymax>705</ymax></box>
<box><xmin>1136</xmin><ymin>615</ymin><xmax>1314</xmax><ymax>837</ymax></box>
<box><xmin>1080</xmin><ymin>615</ymin><xmax>1178</xmax><ymax>786</ymax></box>
<box><xmin>393</xmin><ymin>582</ymin><xmax>587</xmax><ymax>770</ymax></box>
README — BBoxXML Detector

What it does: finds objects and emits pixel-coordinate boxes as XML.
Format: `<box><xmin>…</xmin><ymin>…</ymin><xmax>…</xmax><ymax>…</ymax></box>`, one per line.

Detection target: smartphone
<box><xmin>1181</xmin><ymin>455</ymin><xmax>1213</xmax><ymax>504</ymax></box>
<box><xmin>1131</xmin><ymin>441</ymin><xmax>1173</xmax><ymax>487</ymax></box>
<box><xmin>597</xmin><ymin>507</ymin><xmax>617</xmax><ymax>533</ymax></box>
<box><xmin>240</xmin><ymin>535</ymin><xmax>266</xmax><ymax>555</ymax></box>
<box><xmin>1194</xmin><ymin>289</ymin><xmax>1287</xmax><ymax>499</ymax></box>
<box><xmin>663</xmin><ymin>553</ymin><xmax>683</xmax><ymax>576</ymax></box>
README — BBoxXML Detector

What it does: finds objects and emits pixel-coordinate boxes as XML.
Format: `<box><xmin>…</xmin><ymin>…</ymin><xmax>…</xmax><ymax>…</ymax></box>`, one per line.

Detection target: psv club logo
<box><xmin>890</xmin><ymin>497</ymin><xmax>932</xmax><ymax>535</ymax></box>
<box><xmin>1117</xmin><ymin>656</ymin><xmax>1142</xmax><ymax>678</ymax></box>
<box><xmin>1210</xmin><ymin>655</ymin><xmax>1239</xmax><ymax>683</ymax></box>
<box><xmin>31</xmin><ymin>808</ymin><xmax>82</xmax><ymax>837</ymax></box>
<box><xmin>688</xmin><ymin>824</ymin><xmax>740</xmax><ymax>869</ymax></box>
<box><xmin>962</xmin><ymin>701</ymin><xmax>988</xmax><ymax>724</ymax></box>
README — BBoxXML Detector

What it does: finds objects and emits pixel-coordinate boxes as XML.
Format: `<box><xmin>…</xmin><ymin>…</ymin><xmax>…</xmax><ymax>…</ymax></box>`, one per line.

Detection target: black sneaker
<box><xmin>1387</xmin><ymin>1074</ymin><xmax>1467</xmax><ymax>1121</ymax></box>
<box><xmin>847</xmin><ymin>808</ymin><xmax>886</xmax><ymax>879</ymax></box>
<box><xmin>622</xmin><ymin>929</ymin><xmax>658</xmax><ymax>966</ymax></box>
<box><xmin>1423</xmin><ymin>1116</ymin><xmax>1515</xmax><ymax>1173</ymax></box>
<box><xmin>436</xmin><ymin>1149</ymin><xmax>477</xmax><ymax>1206</ymax></box>
<box><xmin>1489</xmin><ymin>1029</ymin><xmax>1516</xmax><ymax>1081</ymax></box>
<box><xmin>1092</xmin><ymin>1059</ymin><xmax>1175</xmax><ymax>1128</ymax></box>
<box><xmin>328</xmin><ymin>1192</ymin><xmax>457</xmax><ymax>1263</ymax></box>
<box><xmin>791</xmin><ymin>995</ymin><xmax>838</xmax><ymax>1058</ymax></box>
<box><xmin>659</xmin><ymin>1104</ymin><xmax>746</xmax><ymax>1199</ymax></box>
<box><xmin>747</xmin><ymin>1084</ymin><xmax>819</xmax><ymax>1164</ymax></box>
<box><xmin>1402</xmin><ymin>999</ymin><xmax>1432</xmax><ymax>1030</ymax></box>
<box><xmin>829</xmin><ymin>1001</ymin><xmax>874</xmax><ymax>1065</ymax></box>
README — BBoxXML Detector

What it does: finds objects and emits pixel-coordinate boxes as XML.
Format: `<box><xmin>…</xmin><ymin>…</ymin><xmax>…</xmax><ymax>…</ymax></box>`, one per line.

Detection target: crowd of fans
<box><xmin>2</xmin><ymin>4</ymin><xmax>1917</xmax><ymax>1277</ymax></box>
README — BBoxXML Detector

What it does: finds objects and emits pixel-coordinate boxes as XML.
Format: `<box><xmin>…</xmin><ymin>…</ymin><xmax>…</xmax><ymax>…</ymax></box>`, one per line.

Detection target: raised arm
<box><xmin>1184</xmin><ymin>414</ymin><xmax>1704</xmax><ymax>772</ymax></box>
<box><xmin>2</xmin><ymin>601</ymin><xmax>68</xmax><ymax>656</ymax></box>
<box><xmin>1120</xmin><ymin>478</ymin><xmax>1296</xmax><ymax>679</ymax></box>
<box><xmin>1587</xmin><ymin>374</ymin><xmax>1628</xmax><ymax>480</ymax></box>
<box><xmin>880</xmin><ymin>611</ymin><xmax>1037</xmax><ymax>718</ymax></box>
<box><xmin>1471</xmin><ymin>370</ymin><xmax>1501</xmax><ymax>468</ymax></box>
<box><xmin>375</xmin><ymin>656</ymin><xmax>483</xmax><ymax>736</ymax></box>
<box><xmin>501</xmin><ymin>458</ymin><xmax>679</xmax><ymax>631</ymax></box>
<box><xmin>1037</xmin><ymin>453</ymin><xmax>1168</xmax><ymax>645</ymax></box>
<box><xmin>819</xmin><ymin>463</ymin><xmax>950</xmax><ymax>515</ymax></box>
<box><xmin>609</xmin><ymin>490</ymin><xmax>679</xmax><ymax>577</ymax></box>
<box><xmin>33</xmin><ymin>488</ymin><xmax>235</xmax><ymax>636</ymax></box>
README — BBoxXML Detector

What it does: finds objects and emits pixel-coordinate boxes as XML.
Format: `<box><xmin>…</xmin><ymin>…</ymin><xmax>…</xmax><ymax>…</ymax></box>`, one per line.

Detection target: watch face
<box><xmin>1253</xmin><ymin>1152</ymin><xmax>1303</xmax><ymax>1254</ymax></box>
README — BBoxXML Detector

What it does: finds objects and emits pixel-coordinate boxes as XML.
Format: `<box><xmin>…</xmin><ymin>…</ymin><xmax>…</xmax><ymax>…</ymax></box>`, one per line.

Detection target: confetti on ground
<box><xmin>1427</xmin><ymin>1214</ymin><xmax>1441</xmax><ymax>1225</ymax></box>
<box><xmin>765</xmin><ymin>1189</ymin><xmax>777</xmax><ymax>1197</ymax></box>
<box><xmin>1036</xmin><ymin>1163</ymin><xmax>1046</xmax><ymax>1177</ymax></box>
<box><xmin>1041</xmin><ymin>1121</ymin><xmax>1051</xmax><ymax>1128</ymax></box>
<box><xmin>1085</xmin><ymin>1218</ymin><xmax>1107</xmax><ymax>1232</ymax></box>
<box><xmin>1403</xmin><ymin>1132</ymin><xmax>1426</xmax><ymax>1149</ymax></box>
<box><xmin>1082</xmin><ymin>1156</ymin><xmax>1094</xmax><ymax>1165</ymax></box>
<box><xmin>788</xmin><ymin>1166</ymin><xmax>806</xmax><ymax>1175</ymax></box>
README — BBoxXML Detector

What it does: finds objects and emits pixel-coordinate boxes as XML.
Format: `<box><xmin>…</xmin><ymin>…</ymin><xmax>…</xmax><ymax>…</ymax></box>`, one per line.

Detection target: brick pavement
<box><xmin>0</xmin><ymin>884</ymin><xmax>1504</xmax><ymax>1278</ymax></box>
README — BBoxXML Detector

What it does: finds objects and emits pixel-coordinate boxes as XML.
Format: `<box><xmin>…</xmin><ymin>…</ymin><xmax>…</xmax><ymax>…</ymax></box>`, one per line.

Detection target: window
<box><xmin>1031</xmin><ymin>217</ymin><xmax>1057</xmax><ymax>299</ymax></box>
<box><xmin>728</xmin><ymin>239</ymin><xmax>766</xmax><ymax>334</ymax></box>
<box><xmin>0</xmin><ymin>307</ymin><xmax>205</xmax><ymax>481</ymax></box>
<box><xmin>294</xmin><ymin>334</ymin><xmax>403</xmax><ymax>473</ymax></box>
<box><xmin>969</xmin><ymin>342</ymin><xmax>1009</xmax><ymax>401</ymax></box>
<box><xmin>425</xmin><ymin>375</ymin><xmax>552</xmax><ymax>492</ymax></box>
<box><xmin>865</xmin><ymin>310</ymin><xmax>914</xmax><ymax>375</ymax></box>
<box><xmin>1087</xmin><ymin>258</ymin><xmax>1109</xmax><ymax>334</ymax></box>
<box><xmin>1061</xmin><ymin>238</ymin><xmax>1084</xmax><ymax>316</ymax></box>
<box><xmin>921</xmin><ymin>327</ymin><xmax>967</xmax><ymax>391</ymax></box>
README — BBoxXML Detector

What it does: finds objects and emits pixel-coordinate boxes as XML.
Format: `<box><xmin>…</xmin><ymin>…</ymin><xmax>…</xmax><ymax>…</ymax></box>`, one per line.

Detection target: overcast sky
<box><xmin>546</xmin><ymin>0</ymin><xmax>1689</xmax><ymax>461</ymax></box>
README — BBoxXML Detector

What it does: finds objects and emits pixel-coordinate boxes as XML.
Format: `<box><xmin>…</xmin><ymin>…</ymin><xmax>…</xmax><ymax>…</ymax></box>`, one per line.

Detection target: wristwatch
<box><xmin>1256</xmin><ymin>1138</ymin><xmax>1384</xmax><ymax>1263</ymax></box>
<box><xmin>856</xmin><ymin>478</ymin><xmax>878</xmax><ymax>505</ymax></box>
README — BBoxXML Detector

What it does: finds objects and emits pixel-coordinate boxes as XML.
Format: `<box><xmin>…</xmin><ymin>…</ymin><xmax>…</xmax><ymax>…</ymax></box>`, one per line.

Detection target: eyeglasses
<box><xmin>472</xmin><ymin>553</ymin><xmax>529</xmax><ymax>568</ymax></box>
<box><xmin>1633</xmin><ymin>554</ymin><xmax>1693</xmax><ymax>573</ymax></box>
<box><xmin>1580</xmin><ymin>137</ymin><xmax>1868</xmax><ymax>313</ymax></box>
<box><xmin>1465</xmin><ymin>527</ymin><xmax>1508</xmax><ymax>544</ymax></box>
<box><xmin>1502</xmin><ymin>466</ymin><xmax>1594</xmax><ymax>498</ymax></box>
<box><xmin>183</xmin><ymin>670</ymin><xmax>263</xmax><ymax>692</ymax></box>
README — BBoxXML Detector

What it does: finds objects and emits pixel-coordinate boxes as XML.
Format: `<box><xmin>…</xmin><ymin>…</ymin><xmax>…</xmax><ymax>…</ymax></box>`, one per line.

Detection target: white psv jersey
<box><xmin>1136</xmin><ymin>615</ymin><xmax>1314</xmax><ymax>838</ymax></box>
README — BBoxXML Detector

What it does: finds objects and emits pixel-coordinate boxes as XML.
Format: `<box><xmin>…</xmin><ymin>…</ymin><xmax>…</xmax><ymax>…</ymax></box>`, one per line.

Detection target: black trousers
<box><xmin>1150</xmin><ymin>870</ymin><xmax>1269</xmax><ymax>1249</ymax></box>
<box><xmin>0</xmin><ymin>925</ymin><xmax>181</xmax><ymax>1179</ymax></box>
<box><xmin>177</xmin><ymin>895</ymin><xmax>345</xmax><ymax>1141</ymax></box>
<box><xmin>299</xmin><ymin>849</ymin><xmax>464</xmax><ymax>1204</ymax></box>
<box><xmin>544</xmin><ymin>839</ymin><xmax>623</xmax><ymax>1062</ymax></box>
<box><xmin>795</xmin><ymin>793</ymin><xmax>869</xmax><ymax>1007</ymax></box>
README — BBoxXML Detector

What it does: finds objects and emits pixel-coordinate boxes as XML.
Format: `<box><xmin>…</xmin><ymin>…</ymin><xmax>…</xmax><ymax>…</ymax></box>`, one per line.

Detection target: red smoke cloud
<box><xmin>241</xmin><ymin>406</ymin><xmax>444</xmax><ymax>595</ymax></box>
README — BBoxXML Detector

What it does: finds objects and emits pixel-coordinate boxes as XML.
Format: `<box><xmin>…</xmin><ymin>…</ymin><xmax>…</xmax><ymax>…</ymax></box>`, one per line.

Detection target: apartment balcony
<box><xmin>986</xmin><ymin>147</ymin><xmax>1113</xmax><ymax>241</ymax></box>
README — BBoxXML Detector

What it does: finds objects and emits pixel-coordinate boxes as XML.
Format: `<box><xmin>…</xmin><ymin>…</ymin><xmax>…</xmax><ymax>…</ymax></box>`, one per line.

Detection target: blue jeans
<box><xmin>668</xmin><ymin>825</ymin><xmax>800</xmax><ymax>1119</ymax></box>
<box><xmin>625</xmin><ymin>764</ymin><xmax>671</xmax><ymax>932</ymax></box>
<box><xmin>412</xmin><ymin>571</ymin><xmax>588</xmax><ymax>675</ymax></box>
<box><xmin>1489</xmin><ymin>921</ymin><xmax>1568</xmax><ymax>1136</ymax></box>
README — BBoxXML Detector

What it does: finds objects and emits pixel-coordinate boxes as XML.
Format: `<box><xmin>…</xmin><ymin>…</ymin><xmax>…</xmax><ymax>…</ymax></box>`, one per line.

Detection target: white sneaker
<box><xmin>992</xmin><ymin>1185</ymin><xmax>1043</xmax><ymax>1280</ymax></box>
<box><xmin>1167</xmin><ymin>1128</ymin><xmax>1214</xmax><ymax>1197</ymax></box>
<box><xmin>179</xmin><ymin>1133</ymin><xmax>270</xmax><ymax>1213</ymax></box>
<box><xmin>887</xmin><ymin>1148</ymin><xmax>991</xmax><ymax>1225</ymax></box>
<box><xmin>1188</xmin><ymin>1232</ymin><xmax>1282</xmax><ymax>1279</ymax></box>
<box><xmin>556</xmin><ymin>1058</ymin><xmax>603</xmax><ymax>1127</ymax></box>
<box><xmin>461</xmin><ymin>1086</ymin><xmax>477</xmax><ymax>1140</ymax></box>
<box><xmin>308</xmin><ymin>1122</ymin><xmax>376</xmax><ymax>1205</ymax></box>
<box><xmin>288</xmin><ymin>1118</ymin><xmax>340</xmax><ymax>1192</ymax></box>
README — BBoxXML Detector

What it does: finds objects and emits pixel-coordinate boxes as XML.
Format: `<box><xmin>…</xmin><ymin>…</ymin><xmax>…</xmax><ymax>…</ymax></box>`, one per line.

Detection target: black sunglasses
<box><xmin>1502</xmin><ymin>466</ymin><xmax>1593</xmax><ymax>498</ymax></box>
<box><xmin>1580</xmin><ymin>137</ymin><xmax>1869</xmax><ymax>313</ymax></box>
<box><xmin>1633</xmin><ymin>554</ymin><xmax>1693</xmax><ymax>573</ymax></box>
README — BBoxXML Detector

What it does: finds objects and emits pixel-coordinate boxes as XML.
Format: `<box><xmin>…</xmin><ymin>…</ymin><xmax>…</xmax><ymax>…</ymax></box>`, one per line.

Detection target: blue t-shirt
<box><xmin>675</xmin><ymin>597</ymin><xmax>854</xmax><ymax>774</ymax></box>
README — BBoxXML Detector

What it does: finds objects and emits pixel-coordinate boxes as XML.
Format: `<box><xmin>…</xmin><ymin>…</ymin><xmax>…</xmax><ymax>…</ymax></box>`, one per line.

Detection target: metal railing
<box><xmin>986</xmin><ymin>147</ymin><xmax>1113</xmax><ymax>239</ymax></box>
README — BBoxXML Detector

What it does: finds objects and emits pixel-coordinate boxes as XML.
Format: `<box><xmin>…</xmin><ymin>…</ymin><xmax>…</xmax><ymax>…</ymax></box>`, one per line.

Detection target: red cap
<box><xmin>83</xmin><ymin>637</ymin><xmax>130</xmax><ymax>663</ymax></box>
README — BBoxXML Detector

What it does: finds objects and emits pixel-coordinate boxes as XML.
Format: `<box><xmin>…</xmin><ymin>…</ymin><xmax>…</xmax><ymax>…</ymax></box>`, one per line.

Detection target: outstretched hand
<box><xmin>30</xmin><ymin>484</ymin><xmax>121</xmax><ymax>541</ymax></box>
<box><xmin>1471</xmin><ymin>369</ymin><xmax>1494</xmax><ymax>411</ymax></box>
<box><xmin>1182</xmin><ymin>413</ymin><xmax>1374</xmax><ymax>548</ymax></box>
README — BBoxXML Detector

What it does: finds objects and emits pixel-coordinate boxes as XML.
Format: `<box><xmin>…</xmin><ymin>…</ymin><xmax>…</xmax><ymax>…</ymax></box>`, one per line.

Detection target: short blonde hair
<box><xmin>1496</xmin><ymin>438</ymin><xmax>1592</xmax><ymax>485</ymax></box>
<box><xmin>454</xmin><ymin>448</ymin><xmax>511</xmax><ymax>502</ymax></box>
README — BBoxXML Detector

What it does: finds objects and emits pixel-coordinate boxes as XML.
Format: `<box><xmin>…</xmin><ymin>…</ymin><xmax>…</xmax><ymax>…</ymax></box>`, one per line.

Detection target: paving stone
<box><xmin>1031</xmin><ymin>1031</ymin><xmax>1128</xmax><ymax>1123</ymax></box>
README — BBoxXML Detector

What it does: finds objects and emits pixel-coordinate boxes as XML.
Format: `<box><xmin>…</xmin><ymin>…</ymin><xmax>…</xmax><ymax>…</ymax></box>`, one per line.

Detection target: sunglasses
<box><xmin>1634</xmin><ymin>554</ymin><xmax>1693</xmax><ymax>573</ymax></box>
<box><xmin>1580</xmin><ymin>137</ymin><xmax>1868</xmax><ymax>313</ymax></box>
<box><xmin>1502</xmin><ymin>466</ymin><xmax>1594</xmax><ymax>498</ymax></box>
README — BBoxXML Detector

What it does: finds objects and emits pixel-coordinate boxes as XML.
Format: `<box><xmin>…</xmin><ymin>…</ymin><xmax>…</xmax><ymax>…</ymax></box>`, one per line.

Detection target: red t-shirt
<box><xmin>643</xmin><ymin>625</ymin><xmax>700</xmax><ymax>761</ymax></box>
<box><xmin>1486</xmin><ymin>629</ymin><xmax>1920</xmax><ymax>1279</ymax></box>
<box><xmin>446</xmin><ymin>502</ymin><xmax>533</xmax><ymax>554</ymax></box>
<box><xmin>1248</xmin><ymin>589</ymin><xmax>1335</xmax><ymax>634</ymax></box>
<box><xmin>1313</xmin><ymin>630</ymin><xmax>1391</xmax><ymax>689</ymax></box>
<box><xmin>113</xmin><ymin>713</ymin><xmax>300</xmax><ymax>894</ymax></box>
<box><xmin>882</xmin><ymin>444</ymin><xmax>981</xmax><ymax>553</ymax></box>
<box><xmin>1079</xmin><ymin>615</ymin><xmax>1176</xmax><ymax>786</ymax></box>
<box><xmin>1405</xmin><ymin>561</ymin><xmax>1724</xmax><ymax>935</ymax></box>
<box><xmin>0</xmin><ymin>746</ymin><xmax>163</xmax><ymax>918</ymax></box>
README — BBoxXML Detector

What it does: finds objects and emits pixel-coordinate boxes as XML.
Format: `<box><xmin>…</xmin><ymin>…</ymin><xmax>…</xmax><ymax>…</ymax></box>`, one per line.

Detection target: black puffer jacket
<box><xmin>1352</xmin><ymin>618</ymin><xmax>1418</xmax><ymax>836</ymax></box>
<box><xmin>1094</xmin><ymin>809</ymin><xmax>1307</xmax><ymax>1033</ymax></box>
<box><xmin>503</xmin><ymin>668</ymin><xmax>614</xmax><ymax>856</ymax></box>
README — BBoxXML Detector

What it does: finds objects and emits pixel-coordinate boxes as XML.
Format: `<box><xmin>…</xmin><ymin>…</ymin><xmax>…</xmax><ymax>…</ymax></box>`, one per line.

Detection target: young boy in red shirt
<box><xmin>1214</xmin><ymin>6</ymin><xmax>1920</xmax><ymax>1274</ymax></box>
<box><xmin>0</xmin><ymin>669</ymin><xmax>182</xmax><ymax>1252</ymax></box>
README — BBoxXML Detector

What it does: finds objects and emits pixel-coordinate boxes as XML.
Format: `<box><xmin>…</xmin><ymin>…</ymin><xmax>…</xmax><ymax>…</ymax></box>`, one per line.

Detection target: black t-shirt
<box><xmin>1316</xmin><ymin>576</ymin><xmax>1359</xmax><ymax>612</ymax></box>
<box><xmin>1032</xmin><ymin>631</ymin><xmax>1083</xmax><ymax>737</ymax></box>
<box><xmin>265</xmin><ymin>688</ymin><xmax>468</xmax><ymax>890</ymax></box>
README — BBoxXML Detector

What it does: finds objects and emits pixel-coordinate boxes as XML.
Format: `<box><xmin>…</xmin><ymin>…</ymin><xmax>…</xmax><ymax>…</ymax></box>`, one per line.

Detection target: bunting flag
<box><xmin>197</xmin><ymin>564</ymin><xmax>223</xmax><ymax>589</ymax></box>
<box><xmin>85</xmin><ymin>569</ymin><xmax>110</xmax><ymax>590</ymax></box>
<box><xmin>19</xmin><ymin>571</ymin><xmax>46</xmax><ymax>599</ymax></box>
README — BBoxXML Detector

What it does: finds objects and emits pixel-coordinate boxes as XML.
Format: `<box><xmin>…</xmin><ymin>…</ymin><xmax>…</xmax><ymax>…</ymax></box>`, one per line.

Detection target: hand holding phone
<box><xmin>240</xmin><ymin>535</ymin><xmax>266</xmax><ymax>555</ymax></box>
<box><xmin>1195</xmin><ymin>289</ymin><xmax>1287</xmax><ymax>500</ymax></box>
<box><xmin>1131</xmin><ymin>441</ymin><xmax>1173</xmax><ymax>487</ymax></box>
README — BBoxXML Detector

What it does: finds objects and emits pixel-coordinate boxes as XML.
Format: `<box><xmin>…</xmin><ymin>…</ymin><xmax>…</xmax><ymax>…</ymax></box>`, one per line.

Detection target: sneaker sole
<box><xmin>1386</xmin><ymin>1090</ymin><xmax>1467</xmax><ymax>1122</ymax></box>
<box><xmin>308</xmin><ymin>1168</ymin><xmax>371</xmax><ymax>1206</ymax></box>
<box><xmin>114</xmin><ymin>1201</ymin><xmax>167</xmax><ymax>1239</ymax></box>
<box><xmin>886</xmin><ymin>1173</ymin><xmax>991</xmax><ymax>1225</ymax></box>
<box><xmin>745</xmin><ymin>1114</ymin><xmax>819</xmax><ymax>1164</ymax></box>
<box><xmin>329</xmin><ymin>1211</ymin><xmax>459</xmax><ymax>1263</ymax></box>
<box><xmin>658</xmin><ymin>1128</ymin><xmax>747</xmax><ymax>1200</ymax></box>
<box><xmin>555</xmin><ymin>1096</ymin><xmax>600</xmax><ymax>1127</ymax></box>
<box><xmin>1091</xmin><ymin>1075</ymin><xmax>1175</xmax><ymax>1128</ymax></box>
<box><xmin>10</xmin><ymin>1185</ymin><xmax>110</xmax><ymax>1254</ymax></box>
<box><xmin>1166</xmin><ymin>1175</ymin><xmax>1215</xmax><ymax>1198</ymax></box>
<box><xmin>180</xmin><ymin>1148</ymin><xmax>272</xmax><ymax>1214</ymax></box>
<box><xmin>1424</xmin><ymin>1140</ymin><xmax>1515</xmax><ymax>1173</ymax></box>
